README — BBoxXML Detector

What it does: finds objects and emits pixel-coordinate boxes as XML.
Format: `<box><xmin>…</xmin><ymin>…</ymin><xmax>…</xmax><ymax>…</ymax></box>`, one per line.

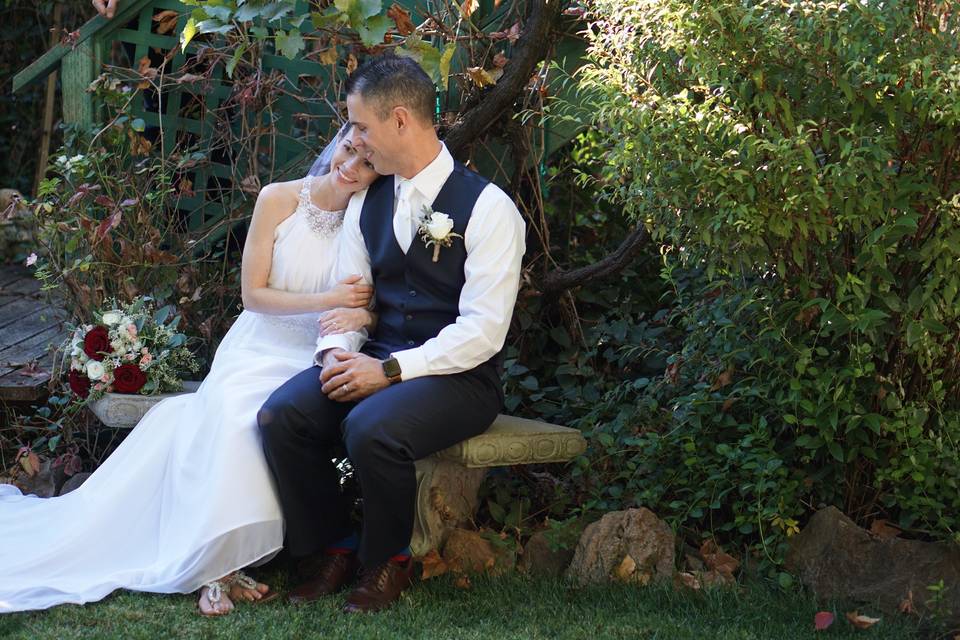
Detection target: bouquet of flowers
<box><xmin>64</xmin><ymin>297</ymin><xmax>199</xmax><ymax>401</ymax></box>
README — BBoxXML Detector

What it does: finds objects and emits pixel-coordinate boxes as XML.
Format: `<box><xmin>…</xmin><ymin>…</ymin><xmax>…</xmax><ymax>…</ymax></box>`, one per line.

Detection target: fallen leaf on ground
<box><xmin>898</xmin><ymin>590</ymin><xmax>915</xmax><ymax>615</ymax></box>
<box><xmin>614</xmin><ymin>554</ymin><xmax>636</xmax><ymax>582</ymax></box>
<box><xmin>674</xmin><ymin>572</ymin><xmax>701</xmax><ymax>590</ymax></box>
<box><xmin>454</xmin><ymin>574</ymin><xmax>471</xmax><ymax>589</ymax></box>
<box><xmin>814</xmin><ymin>611</ymin><xmax>835</xmax><ymax>631</ymax></box>
<box><xmin>419</xmin><ymin>549</ymin><xmax>449</xmax><ymax>579</ymax></box>
<box><xmin>846</xmin><ymin>611</ymin><xmax>881</xmax><ymax>629</ymax></box>
<box><xmin>699</xmin><ymin>539</ymin><xmax>739</xmax><ymax>577</ymax></box>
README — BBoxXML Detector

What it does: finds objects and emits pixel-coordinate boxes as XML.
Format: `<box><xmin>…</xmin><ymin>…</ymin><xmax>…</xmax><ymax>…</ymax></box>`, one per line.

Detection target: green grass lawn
<box><xmin>0</xmin><ymin>572</ymin><xmax>931</xmax><ymax>640</ymax></box>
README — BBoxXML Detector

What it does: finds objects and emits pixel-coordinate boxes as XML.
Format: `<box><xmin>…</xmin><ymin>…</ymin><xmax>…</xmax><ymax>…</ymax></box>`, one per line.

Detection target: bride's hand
<box><xmin>319</xmin><ymin>308</ymin><xmax>374</xmax><ymax>335</ymax></box>
<box><xmin>330</xmin><ymin>274</ymin><xmax>373</xmax><ymax>309</ymax></box>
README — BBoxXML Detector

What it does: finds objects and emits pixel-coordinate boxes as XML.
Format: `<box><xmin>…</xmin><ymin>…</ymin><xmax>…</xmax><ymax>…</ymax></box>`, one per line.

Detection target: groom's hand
<box><xmin>320</xmin><ymin>350</ymin><xmax>389</xmax><ymax>402</ymax></box>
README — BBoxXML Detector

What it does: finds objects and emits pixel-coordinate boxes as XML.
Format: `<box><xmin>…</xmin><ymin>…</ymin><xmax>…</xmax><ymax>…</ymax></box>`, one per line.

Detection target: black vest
<box><xmin>359</xmin><ymin>162</ymin><xmax>491</xmax><ymax>365</ymax></box>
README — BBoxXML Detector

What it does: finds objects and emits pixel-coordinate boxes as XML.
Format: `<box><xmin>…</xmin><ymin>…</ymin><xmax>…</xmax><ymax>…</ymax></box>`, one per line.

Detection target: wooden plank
<box><xmin>0</xmin><ymin>324</ymin><xmax>64</xmax><ymax>378</ymax></box>
<box><xmin>0</xmin><ymin>298</ymin><xmax>47</xmax><ymax>331</ymax></box>
<box><xmin>0</xmin><ymin>306</ymin><xmax>67</xmax><ymax>348</ymax></box>
<box><xmin>0</xmin><ymin>367</ymin><xmax>52</xmax><ymax>403</ymax></box>
<box><xmin>61</xmin><ymin>42</ymin><xmax>97</xmax><ymax>126</ymax></box>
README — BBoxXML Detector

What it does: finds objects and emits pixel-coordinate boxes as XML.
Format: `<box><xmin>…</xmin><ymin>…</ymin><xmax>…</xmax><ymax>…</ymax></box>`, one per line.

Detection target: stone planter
<box><xmin>88</xmin><ymin>381</ymin><xmax>201</xmax><ymax>429</ymax></box>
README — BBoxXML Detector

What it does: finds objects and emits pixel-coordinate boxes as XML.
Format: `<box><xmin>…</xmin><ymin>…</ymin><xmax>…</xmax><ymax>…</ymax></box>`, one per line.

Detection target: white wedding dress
<box><xmin>0</xmin><ymin>177</ymin><xmax>343</xmax><ymax>613</ymax></box>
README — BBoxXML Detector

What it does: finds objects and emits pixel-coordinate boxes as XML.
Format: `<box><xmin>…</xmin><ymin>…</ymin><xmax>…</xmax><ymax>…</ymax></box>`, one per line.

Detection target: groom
<box><xmin>257</xmin><ymin>55</ymin><xmax>526</xmax><ymax>613</ymax></box>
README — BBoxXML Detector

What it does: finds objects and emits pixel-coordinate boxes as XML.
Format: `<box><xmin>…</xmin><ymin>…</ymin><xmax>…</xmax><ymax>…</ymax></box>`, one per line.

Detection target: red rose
<box><xmin>82</xmin><ymin>325</ymin><xmax>111</xmax><ymax>361</ymax></box>
<box><xmin>112</xmin><ymin>364</ymin><xmax>147</xmax><ymax>394</ymax></box>
<box><xmin>68</xmin><ymin>370</ymin><xmax>90</xmax><ymax>398</ymax></box>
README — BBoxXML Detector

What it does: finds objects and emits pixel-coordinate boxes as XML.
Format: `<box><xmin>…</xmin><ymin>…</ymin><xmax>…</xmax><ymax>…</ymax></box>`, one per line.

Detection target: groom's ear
<box><xmin>391</xmin><ymin>105</ymin><xmax>413</xmax><ymax>132</ymax></box>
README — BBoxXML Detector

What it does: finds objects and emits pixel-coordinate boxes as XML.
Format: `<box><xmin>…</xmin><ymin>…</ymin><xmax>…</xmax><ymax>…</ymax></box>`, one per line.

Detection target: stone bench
<box><xmin>89</xmin><ymin>388</ymin><xmax>587</xmax><ymax>555</ymax></box>
<box><xmin>411</xmin><ymin>414</ymin><xmax>587</xmax><ymax>555</ymax></box>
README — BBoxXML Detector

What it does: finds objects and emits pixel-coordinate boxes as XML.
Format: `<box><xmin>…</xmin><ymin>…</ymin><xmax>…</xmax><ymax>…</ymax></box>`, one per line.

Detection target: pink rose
<box><xmin>127</xmin><ymin>324</ymin><xmax>138</xmax><ymax>338</ymax></box>
<box><xmin>140</xmin><ymin>353</ymin><xmax>153</xmax><ymax>367</ymax></box>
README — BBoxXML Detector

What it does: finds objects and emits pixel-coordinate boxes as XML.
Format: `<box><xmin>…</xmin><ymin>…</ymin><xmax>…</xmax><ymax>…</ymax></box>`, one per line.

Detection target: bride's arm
<box><xmin>240</xmin><ymin>182</ymin><xmax>371</xmax><ymax>315</ymax></box>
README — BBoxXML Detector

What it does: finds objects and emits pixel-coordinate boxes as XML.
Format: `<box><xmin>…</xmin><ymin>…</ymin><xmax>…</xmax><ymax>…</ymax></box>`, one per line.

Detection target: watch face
<box><xmin>383</xmin><ymin>358</ymin><xmax>401</xmax><ymax>378</ymax></box>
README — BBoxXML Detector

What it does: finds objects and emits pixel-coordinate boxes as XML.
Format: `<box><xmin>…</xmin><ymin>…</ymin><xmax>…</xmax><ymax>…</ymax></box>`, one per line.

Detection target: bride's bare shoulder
<box><xmin>257</xmin><ymin>178</ymin><xmax>303</xmax><ymax>204</ymax></box>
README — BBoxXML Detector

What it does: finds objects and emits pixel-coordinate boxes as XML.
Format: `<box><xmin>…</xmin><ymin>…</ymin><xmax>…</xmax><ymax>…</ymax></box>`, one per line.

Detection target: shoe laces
<box><xmin>357</xmin><ymin>562</ymin><xmax>393</xmax><ymax>593</ymax></box>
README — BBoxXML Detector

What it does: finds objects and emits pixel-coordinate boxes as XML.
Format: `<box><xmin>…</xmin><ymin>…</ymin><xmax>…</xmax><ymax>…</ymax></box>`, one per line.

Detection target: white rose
<box><xmin>85</xmin><ymin>360</ymin><xmax>105</xmax><ymax>381</ymax></box>
<box><xmin>110</xmin><ymin>339</ymin><xmax>127</xmax><ymax>355</ymax></box>
<box><xmin>102</xmin><ymin>311</ymin><xmax>122</xmax><ymax>326</ymax></box>
<box><xmin>426</xmin><ymin>213</ymin><xmax>455</xmax><ymax>240</ymax></box>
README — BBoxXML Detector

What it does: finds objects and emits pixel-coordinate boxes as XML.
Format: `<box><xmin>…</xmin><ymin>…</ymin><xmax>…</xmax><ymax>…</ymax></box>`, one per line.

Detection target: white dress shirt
<box><xmin>314</xmin><ymin>143</ymin><xmax>526</xmax><ymax>381</ymax></box>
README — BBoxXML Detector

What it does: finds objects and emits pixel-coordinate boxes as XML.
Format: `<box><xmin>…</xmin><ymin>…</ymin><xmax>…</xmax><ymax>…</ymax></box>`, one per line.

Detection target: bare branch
<box><xmin>539</xmin><ymin>225</ymin><xmax>649</xmax><ymax>293</ymax></box>
<box><xmin>443</xmin><ymin>0</ymin><xmax>564</xmax><ymax>158</ymax></box>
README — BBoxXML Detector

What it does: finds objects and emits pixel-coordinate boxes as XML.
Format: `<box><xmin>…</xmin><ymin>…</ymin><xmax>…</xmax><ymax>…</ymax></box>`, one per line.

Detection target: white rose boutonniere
<box><xmin>418</xmin><ymin>205</ymin><xmax>463</xmax><ymax>262</ymax></box>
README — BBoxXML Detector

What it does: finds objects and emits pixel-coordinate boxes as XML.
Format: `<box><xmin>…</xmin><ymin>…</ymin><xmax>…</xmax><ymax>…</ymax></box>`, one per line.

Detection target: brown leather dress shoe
<box><xmin>287</xmin><ymin>553</ymin><xmax>359</xmax><ymax>605</ymax></box>
<box><xmin>342</xmin><ymin>559</ymin><xmax>414</xmax><ymax>613</ymax></box>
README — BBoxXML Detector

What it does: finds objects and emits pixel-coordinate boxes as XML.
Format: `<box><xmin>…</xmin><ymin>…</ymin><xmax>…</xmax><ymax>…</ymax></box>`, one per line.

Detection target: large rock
<box><xmin>786</xmin><ymin>506</ymin><xmax>960</xmax><ymax>623</ymax></box>
<box><xmin>58</xmin><ymin>471</ymin><xmax>92</xmax><ymax>496</ymax></box>
<box><xmin>566</xmin><ymin>508</ymin><xmax>675</xmax><ymax>586</ymax></box>
<box><xmin>519</xmin><ymin>530</ymin><xmax>576</xmax><ymax>577</ymax></box>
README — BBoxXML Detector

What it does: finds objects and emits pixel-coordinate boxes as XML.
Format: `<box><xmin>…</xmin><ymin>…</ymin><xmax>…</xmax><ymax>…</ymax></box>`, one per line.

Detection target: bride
<box><xmin>0</xmin><ymin>124</ymin><xmax>380</xmax><ymax>616</ymax></box>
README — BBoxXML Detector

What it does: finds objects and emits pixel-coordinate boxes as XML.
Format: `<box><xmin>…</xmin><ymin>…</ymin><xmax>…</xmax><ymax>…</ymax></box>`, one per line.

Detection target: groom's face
<box><xmin>346</xmin><ymin>92</ymin><xmax>402</xmax><ymax>175</ymax></box>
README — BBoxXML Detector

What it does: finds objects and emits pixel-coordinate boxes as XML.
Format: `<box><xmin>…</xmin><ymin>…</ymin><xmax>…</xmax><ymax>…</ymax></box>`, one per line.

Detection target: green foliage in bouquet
<box><xmin>526</xmin><ymin>0</ymin><xmax>960</xmax><ymax>564</ymax></box>
<box><xmin>64</xmin><ymin>297</ymin><xmax>199</xmax><ymax>402</ymax></box>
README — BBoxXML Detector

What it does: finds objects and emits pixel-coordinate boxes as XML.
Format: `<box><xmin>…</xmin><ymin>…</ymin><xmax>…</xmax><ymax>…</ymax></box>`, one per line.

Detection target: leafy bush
<box><xmin>499</xmin><ymin>0</ymin><xmax>960</xmax><ymax>563</ymax></box>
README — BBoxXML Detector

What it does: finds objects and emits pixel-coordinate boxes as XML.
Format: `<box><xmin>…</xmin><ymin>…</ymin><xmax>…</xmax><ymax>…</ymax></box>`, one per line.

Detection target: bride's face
<box><xmin>328</xmin><ymin>137</ymin><xmax>379</xmax><ymax>193</ymax></box>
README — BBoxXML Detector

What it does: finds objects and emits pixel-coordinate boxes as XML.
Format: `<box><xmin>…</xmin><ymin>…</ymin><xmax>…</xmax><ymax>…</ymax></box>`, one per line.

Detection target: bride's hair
<box><xmin>307</xmin><ymin>122</ymin><xmax>353</xmax><ymax>177</ymax></box>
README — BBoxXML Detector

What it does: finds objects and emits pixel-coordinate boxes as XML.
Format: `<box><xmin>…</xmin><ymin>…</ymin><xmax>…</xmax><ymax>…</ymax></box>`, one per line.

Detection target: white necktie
<box><xmin>394</xmin><ymin>180</ymin><xmax>415</xmax><ymax>253</ymax></box>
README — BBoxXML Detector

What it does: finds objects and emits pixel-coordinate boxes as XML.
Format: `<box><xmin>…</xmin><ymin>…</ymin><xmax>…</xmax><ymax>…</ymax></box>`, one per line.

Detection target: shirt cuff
<box><xmin>391</xmin><ymin>347</ymin><xmax>430</xmax><ymax>382</ymax></box>
<box><xmin>314</xmin><ymin>334</ymin><xmax>356</xmax><ymax>365</ymax></box>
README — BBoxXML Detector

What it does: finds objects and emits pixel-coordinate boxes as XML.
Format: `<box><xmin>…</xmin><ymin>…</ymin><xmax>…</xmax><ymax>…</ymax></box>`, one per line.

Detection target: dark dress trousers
<box><xmin>258</xmin><ymin>164</ymin><xmax>504</xmax><ymax>568</ymax></box>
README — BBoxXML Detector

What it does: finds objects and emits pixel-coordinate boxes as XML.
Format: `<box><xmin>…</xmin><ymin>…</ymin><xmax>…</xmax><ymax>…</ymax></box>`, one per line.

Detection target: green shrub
<box><xmin>511</xmin><ymin>0</ymin><xmax>960</xmax><ymax>561</ymax></box>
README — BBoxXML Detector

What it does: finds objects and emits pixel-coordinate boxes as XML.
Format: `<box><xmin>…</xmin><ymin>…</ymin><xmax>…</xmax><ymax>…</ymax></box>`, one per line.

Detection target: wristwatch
<box><xmin>382</xmin><ymin>356</ymin><xmax>402</xmax><ymax>384</ymax></box>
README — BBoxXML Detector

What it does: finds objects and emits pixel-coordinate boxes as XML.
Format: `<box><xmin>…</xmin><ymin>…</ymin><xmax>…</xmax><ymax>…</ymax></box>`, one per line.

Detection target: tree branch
<box><xmin>538</xmin><ymin>225</ymin><xmax>649</xmax><ymax>293</ymax></box>
<box><xmin>443</xmin><ymin>0</ymin><xmax>564</xmax><ymax>158</ymax></box>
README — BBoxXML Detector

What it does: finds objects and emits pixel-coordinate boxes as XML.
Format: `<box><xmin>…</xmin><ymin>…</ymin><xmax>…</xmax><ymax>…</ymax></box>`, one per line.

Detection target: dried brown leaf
<box><xmin>709</xmin><ymin>366</ymin><xmax>735</xmax><ymax>391</ymax></box>
<box><xmin>18</xmin><ymin>449</ymin><xmax>40</xmax><ymax>477</ymax></box>
<box><xmin>845</xmin><ymin>611</ymin><xmax>881</xmax><ymax>629</ymax></box>
<box><xmin>869</xmin><ymin>519</ymin><xmax>902</xmax><ymax>539</ymax></box>
<box><xmin>613</xmin><ymin>554</ymin><xmax>636</xmax><ymax>582</ymax></box>
<box><xmin>318</xmin><ymin>47</ymin><xmax>338</xmax><ymax>65</ymax></box>
<box><xmin>387</xmin><ymin>3</ymin><xmax>416</xmax><ymax>35</ymax></box>
<box><xmin>153</xmin><ymin>10</ymin><xmax>180</xmax><ymax>35</ymax></box>
<box><xmin>454</xmin><ymin>574</ymin><xmax>472</xmax><ymax>589</ymax></box>
<box><xmin>420</xmin><ymin>549</ymin><xmax>449</xmax><ymax>580</ymax></box>
<box><xmin>674</xmin><ymin>571</ymin><xmax>702</xmax><ymax>590</ymax></box>
<box><xmin>346</xmin><ymin>53</ymin><xmax>358</xmax><ymax>75</ymax></box>
<box><xmin>699</xmin><ymin>539</ymin><xmax>739</xmax><ymax>577</ymax></box>
<box><xmin>492</xmin><ymin>52</ymin><xmax>509</xmax><ymax>68</ymax></box>
<box><xmin>898</xmin><ymin>590</ymin><xmax>915</xmax><ymax>615</ymax></box>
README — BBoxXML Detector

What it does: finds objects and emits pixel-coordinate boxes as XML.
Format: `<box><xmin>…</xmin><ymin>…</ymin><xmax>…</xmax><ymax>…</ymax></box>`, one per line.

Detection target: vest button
<box><xmin>409</xmin><ymin>290</ymin><xmax>417</xmax><ymax>297</ymax></box>
<box><xmin>407</xmin><ymin>340</ymin><xmax>415</xmax><ymax>346</ymax></box>
<box><xmin>405</xmin><ymin>314</ymin><xmax>413</xmax><ymax>320</ymax></box>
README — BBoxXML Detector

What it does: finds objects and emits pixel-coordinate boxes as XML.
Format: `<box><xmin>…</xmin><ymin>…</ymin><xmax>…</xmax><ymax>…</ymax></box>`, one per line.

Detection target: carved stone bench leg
<box><xmin>410</xmin><ymin>458</ymin><xmax>487</xmax><ymax>557</ymax></box>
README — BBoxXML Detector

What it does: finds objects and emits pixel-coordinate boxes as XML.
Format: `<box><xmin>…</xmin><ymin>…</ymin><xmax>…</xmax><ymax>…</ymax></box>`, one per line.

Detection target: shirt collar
<box><xmin>394</xmin><ymin>143</ymin><xmax>453</xmax><ymax>203</ymax></box>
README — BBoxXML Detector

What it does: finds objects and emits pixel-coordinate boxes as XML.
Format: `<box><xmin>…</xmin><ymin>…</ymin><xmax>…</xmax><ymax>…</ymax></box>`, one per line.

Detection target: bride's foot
<box><xmin>197</xmin><ymin>581</ymin><xmax>235</xmax><ymax>616</ymax></box>
<box><xmin>227</xmin><ymin>571</ymin><xmax>272</xmax><ymax>603</ymax></box>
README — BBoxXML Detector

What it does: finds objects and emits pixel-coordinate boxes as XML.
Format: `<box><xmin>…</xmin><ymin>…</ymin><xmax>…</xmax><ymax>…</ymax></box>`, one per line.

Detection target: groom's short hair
<box><xmin>345</xmin><ymin>55</ymin><xmax>435</xmax><ymax>124</ymax></box>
